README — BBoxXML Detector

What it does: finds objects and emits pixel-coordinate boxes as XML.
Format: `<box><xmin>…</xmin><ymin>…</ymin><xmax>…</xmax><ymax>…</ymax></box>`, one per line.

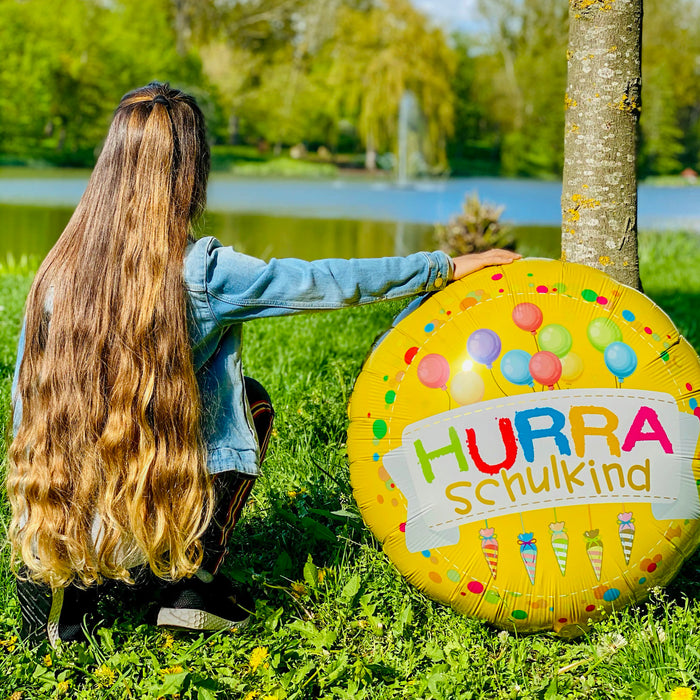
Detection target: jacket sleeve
<box><xmin>203</xmin><ymin>238</ymin><xmax>453</xmax><ymax>325</ymax></box>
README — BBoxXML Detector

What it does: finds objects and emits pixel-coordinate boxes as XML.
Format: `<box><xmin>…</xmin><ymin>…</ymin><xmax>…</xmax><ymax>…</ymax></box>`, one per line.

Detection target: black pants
<box><xmin>200</xmin><ymin>377</ymin><xmax>274</xmax><ymax>573</ymax></box>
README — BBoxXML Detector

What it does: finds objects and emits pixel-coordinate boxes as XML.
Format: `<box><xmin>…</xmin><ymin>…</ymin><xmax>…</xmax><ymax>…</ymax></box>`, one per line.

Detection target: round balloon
<box><xmin>467</xmin><ymin>329</ymin><xmax>501</xmax><ymax>368</ymax></box>
<box><xmin>560</xmin><ymin>352</ymin><xmax>584</xmax><ymax>383</ymax></box>
<box><xmin>501</xmin><ymin>349</ymin><xmax>534</xmax><ymax>387</ymax></box>
<box><xmin>539</xmin><ymin>324</ymin><xmax>573</xmax><ymax>358</ymax></box>
<box><xmin>450</xmin><ymin>371</ymin><xmax>485</xmax><ymax>405</ymax></box>
<box><xmin>604</xmin><ymin>341</ymin><xmax>638</xmax><ymax>383</ymax></box>
<box><xmin>587</xmin><ymin>317</ymin><xmax>623</xmax><ymax>352</ymax></box>
<box><xmin>512</xmin><ymin>303</ymin><xmax>543</xmax><ymax>334</ymax></box>
<box><xmin>417</xmin><ymin>353</ymin><xmax>450</xmax><ymax>389</ymax></box>
<box><xmin>529</xmin><ymin>350</ymin><xmax>563</xmax><ymax>389</ymax></box>
<box><xmin>348</xmin><ymin>258</ymin><xmax>700</xmax><ymax>638</ymax></box>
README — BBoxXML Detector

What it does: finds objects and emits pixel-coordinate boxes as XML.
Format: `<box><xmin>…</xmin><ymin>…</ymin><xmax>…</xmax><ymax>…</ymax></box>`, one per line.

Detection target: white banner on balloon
<box><xmin>382</xmin><ymin>389</ymin><xmax>700</xmax><ymax>553</ymax></box>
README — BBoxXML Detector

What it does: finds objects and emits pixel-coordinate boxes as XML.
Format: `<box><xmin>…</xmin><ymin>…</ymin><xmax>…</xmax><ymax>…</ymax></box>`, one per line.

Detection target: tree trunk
<box><xmin>561</xmin><ymin>0</ymin><xmax>643</xmax><ymax>290</ymax></box>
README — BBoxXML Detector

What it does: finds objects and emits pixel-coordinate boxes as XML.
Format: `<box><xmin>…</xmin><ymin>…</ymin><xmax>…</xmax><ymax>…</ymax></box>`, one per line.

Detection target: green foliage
<box><xmin>434</xmin><ymin>193</ymin><xmax>515</xmax><ymax>256</ymax></box>
<box><xmin>0</xmin><ymin>232</ymin><xmax>699</xmax><ymax>698</ymax></box>
<box><xmin>1</xmin><ymin>0</ymin><xmax>699</xmax><ymax>177</ymax></box>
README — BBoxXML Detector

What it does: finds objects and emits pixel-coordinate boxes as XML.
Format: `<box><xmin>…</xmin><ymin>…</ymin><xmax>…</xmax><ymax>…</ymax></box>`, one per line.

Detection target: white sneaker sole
<box><xmin>156</xmin><ymin>607</ymin><xmax>250</xmax><ymax>631</ymax></box>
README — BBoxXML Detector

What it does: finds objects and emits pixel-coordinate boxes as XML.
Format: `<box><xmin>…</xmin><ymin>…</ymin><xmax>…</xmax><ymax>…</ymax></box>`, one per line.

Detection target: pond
<box><xmin>1</xmin><ymin>171</ymin><xmax>698</xmax><ymax>263</ymax></box>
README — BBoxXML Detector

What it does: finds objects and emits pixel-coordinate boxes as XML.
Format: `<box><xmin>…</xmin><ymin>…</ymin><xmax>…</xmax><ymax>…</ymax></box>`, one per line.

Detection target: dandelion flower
<box><xmin>670</xmin><ymin>688</ymin><xmax>694</xmax><ymax>700</ymax></box>
<box><xmin>0</xmin><ymin>635</ymin><xmax>18</xmax><ymax>652</ymax></box>
<box><xmin>160</xmin><ymin>665</ymin><xmax>184</xmax><ymax>675</ymax></box>
<box><xmin>161</xmin><ymin>632</ymin><xmax>175</xmax><ymax>649</ymax></box>
<box><xmin>43</xmin><ymin>654</ymin><xmax>52</xmax><ymax>667</ymax></box>
<box><xmin>317</xmin><ymin>568</ymin><xmax>327</xmax><ymax>583</ymax></box>
<box><xmin>94</xmin><ymin>665</ymin><xmax>116</xmax><ymax>688</ymax></box>
<box><xmin>57</xmin><ymin>681</ymin><xmax>70</xmax><ymax>694</ymax></box>
<box><xmin>243</xmin><ymin>692</ymin><xmax>259</xmax><ymax>700</ymax></box>
<box><xmin>249</xmin><ymin>646</ymin><xmax>269</xmax><ymax>672</ymax></box>
<box><xmin>291</xmin><ymin>582</ymin><xmax>307</xmax><ymax>597</ymax></box>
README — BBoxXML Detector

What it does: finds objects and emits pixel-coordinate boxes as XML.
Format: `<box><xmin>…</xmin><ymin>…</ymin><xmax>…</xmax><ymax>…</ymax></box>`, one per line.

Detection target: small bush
<box><xmin>434</xmin><ymin>192</ymin><xmax>515</xmax><ymax>255</ymax></box>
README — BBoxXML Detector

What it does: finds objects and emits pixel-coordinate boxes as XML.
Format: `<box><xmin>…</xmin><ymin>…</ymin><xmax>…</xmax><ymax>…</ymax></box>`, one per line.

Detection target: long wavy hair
<box><xmin>7</xmin><ymin>82</ymin><xmax>214</xmax><ymax>588</ymax></box>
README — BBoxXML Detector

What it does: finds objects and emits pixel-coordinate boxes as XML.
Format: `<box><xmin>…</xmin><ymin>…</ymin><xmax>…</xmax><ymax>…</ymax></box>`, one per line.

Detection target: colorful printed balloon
<box><xmin>500</xmin><ymin>349</ymin><xmax>534</xmax><ymax>387</ymax></box>
<box><xmin>450</xmin><ymin>371</ymin><xmax>485</xmax><ymax>405</ymax></box>
<box><xmin>529</xmin><ymin>351</ymin><xmax>562</xmax><ymax>389</ymax></box>
<box><xmin>467</xmin><ymin>329</ymin><xmax>502</xmax><ymax>369</ymax></box>
<box><xmin>587</xmin><ymin>317</ymin><xmax>622</xmax><ymax>352</ymax></box>
<box><xmin>417</xmin><ymin>353</ymin><xmax>450</xmax><ymax>389</ymax></box>
<box><xmin>604</xmin><ymin>341</ymin><xmax>638</xmax><ymax>382</ymax></box>
<box><xmin>512</xmin><ymin>303</ymin><xmax>543</xmax><ymax>334</ymax></box>
<box><xmin>539</xmin><ymin>324</ymin><xmax>573</xmax><ymax>358</ymax></box>
<box><xmin>560</xmin><ymin>352</ymin><xmax>584</xmax><ymax>382</ymax></box>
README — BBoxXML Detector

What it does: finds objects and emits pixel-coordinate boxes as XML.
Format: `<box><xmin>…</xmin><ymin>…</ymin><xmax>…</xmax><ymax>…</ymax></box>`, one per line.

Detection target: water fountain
<box><xmin>396</xmin><ymin>90</ymin><xmax>427</xmax><ymax>187</ymax></box>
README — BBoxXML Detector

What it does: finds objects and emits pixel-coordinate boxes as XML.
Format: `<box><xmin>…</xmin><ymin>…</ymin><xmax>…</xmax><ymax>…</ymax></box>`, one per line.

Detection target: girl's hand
<box><xmin>451</xmin><ymin>249</ymin><xmax>521</xmax><ymax>280</ymax></box>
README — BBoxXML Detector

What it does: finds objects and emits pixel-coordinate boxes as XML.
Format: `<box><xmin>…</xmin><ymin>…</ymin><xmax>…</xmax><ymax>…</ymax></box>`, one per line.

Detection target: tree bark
<box><xmin>561</xmin><ymin>0</ymin><xmax>643</xmax><ymax>290</ymax></box>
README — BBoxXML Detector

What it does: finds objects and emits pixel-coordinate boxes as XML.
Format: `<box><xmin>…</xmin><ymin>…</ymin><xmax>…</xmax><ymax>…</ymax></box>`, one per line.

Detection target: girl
<box><xmin>7</xmin><ymin>82</ymin><xmax>520</xmax><ymax>646</ymax></box>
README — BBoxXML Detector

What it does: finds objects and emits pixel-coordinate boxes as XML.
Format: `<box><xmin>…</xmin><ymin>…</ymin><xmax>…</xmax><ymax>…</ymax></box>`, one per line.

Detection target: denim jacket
<box><xmin>13</xmin><ymin>236</ymin><xmax>452</xmax><ymax>476</ymax></box>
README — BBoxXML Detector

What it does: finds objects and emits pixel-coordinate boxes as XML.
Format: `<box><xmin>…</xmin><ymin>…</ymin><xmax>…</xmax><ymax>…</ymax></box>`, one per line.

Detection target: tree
<box><xmin>328</xmin><ymin>0</ymin><xmax>456</xmax><ymax>170</ymax></box>
<box><xmin>561</xmin><ymin>0</ymin><xmax>643</xmax><ymax>290</ymax></box>
<box><xmin>475</xmin><ymin>0</ymin><xmax>569</xmax><ymax>177</ymax></box>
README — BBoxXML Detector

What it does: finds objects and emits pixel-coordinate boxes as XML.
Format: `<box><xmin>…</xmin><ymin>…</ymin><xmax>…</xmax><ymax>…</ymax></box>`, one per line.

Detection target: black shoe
<box><xmin>16</xmin><ymin>576</ymin><xmax>98</xmax><ymax>647</ymax></box>
<box><xmin>156</xmin><ymin>573</ymin><xmax>254</xmax><ymax>631</ymax></box>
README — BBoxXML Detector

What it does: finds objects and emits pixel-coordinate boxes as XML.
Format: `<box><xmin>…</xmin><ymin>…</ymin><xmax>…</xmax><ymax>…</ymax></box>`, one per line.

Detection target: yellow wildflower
<box><xmin>243</xmin><ymin>692</ymin><xmax>260</xmax><ymax>700</ymax></box>
<box><xmin>160</xmin><ymin>665</ymin><xmax>184</xmax><ymax>675</ymax></box>
<box><xmin>161</xmin><ymin>631</ymin><xmax>175</xmax><ymax>649</ymax></box>
<box><xmin>249</xmin><ymin>646</ymin><xmax>269</xmax><ymax>672</ymax></box>
<box><xmin>1</xmin><ymin>635</ymin><xmax>18</xmax><ymax>652</ymax></box>
<box><xmin>291</xmin><ymin>582</ymin><xmax>307</xmax><ymax>597</ymax></box>
<box><xmin>8</xmin><ymin>692</ymin><xmax>24</xmax><ymax>700</ymax></box>
<box><xmin>94</xmin><ymin>665</ymin><xmax>116</xmax><ymax>688</ymax></box>
<box><xmin>317</xmin><ymin>568</ymin><xmax>327</xmax><ymax>583</ymax></box>
<box><xmin>43</xmin><ymin>654</ymin><xmax>52</xmax><ymax>667</ymax></box>
<box><xmin>670</xmin><ymin>689</ymin><xmax>694</xmax><ymax>700</ymax></box>
<box><xmin>57</xmin><ymin>680</ymin><xmax>70</xmax><ymax>694</ymax></box>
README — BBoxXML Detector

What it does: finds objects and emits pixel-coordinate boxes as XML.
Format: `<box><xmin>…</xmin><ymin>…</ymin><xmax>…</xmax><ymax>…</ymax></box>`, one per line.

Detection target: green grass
<box><xmin>1</xmin><ymin>232</ymin><xmax>699</xmax><ymax>699</ymax></box>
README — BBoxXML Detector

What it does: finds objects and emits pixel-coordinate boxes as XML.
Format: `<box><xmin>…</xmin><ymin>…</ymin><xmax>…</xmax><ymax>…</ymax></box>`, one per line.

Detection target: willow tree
<box><xmin>561</xmin><ymin>0</ymin><xmax>643</xmax><ymax>290</ymax></box>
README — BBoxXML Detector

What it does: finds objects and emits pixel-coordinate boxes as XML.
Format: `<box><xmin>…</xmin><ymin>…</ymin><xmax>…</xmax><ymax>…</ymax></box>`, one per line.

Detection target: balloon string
<box><xmin>489</xmin><ymin>369</ymin><xmax>508</xmax><ymax>396</ymax></box>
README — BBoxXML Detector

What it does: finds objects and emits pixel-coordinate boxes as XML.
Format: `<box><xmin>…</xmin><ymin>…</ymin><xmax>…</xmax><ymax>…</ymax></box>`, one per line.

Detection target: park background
<box><xmin>1</xmin><ymin>0</ymin><xmax>700</xmax><ymax>698</ymax></box>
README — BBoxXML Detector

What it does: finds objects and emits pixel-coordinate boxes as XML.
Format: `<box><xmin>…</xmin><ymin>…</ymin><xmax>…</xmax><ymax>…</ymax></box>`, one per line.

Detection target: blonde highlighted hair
<box><xmin>7</xmin><ymin>82</ymin><xmax>214</xmax><ymax>588</ymax></box>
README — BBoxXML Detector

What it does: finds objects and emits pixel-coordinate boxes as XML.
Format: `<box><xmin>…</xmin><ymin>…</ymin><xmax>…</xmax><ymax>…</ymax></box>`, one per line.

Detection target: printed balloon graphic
<box><xmin>500</xmin><ymin>349</ymin><xmax>534</xmax><ymax>387</ymax></box>
<box><xmin>560</xmin><ymin>352</ymin><xmax>584</xmax><ymax>383</ymax></box>
<box><xmin>513</xmin><ymin>303</ymin><xmax>543</xmax><ymax>334</ymax></box>
<box><xmin>348</xmin><ymin>258</ymin><xmax>700</xmax><ymax>638</ymax></box>
<box><xmin>450</xmin><ymin>371</ymin><xmax>485</xmax><ymax>405</ymax></box>
<box><xmin>529</xmin><ymin>351</ymin><xmax>562</xmax><ymax>389</ymax></box>
<box><xmin>467</xmin><ymin>329</ymin><xmax>502</xmax><ymax>369</ymax></box>
<box><xmin>539</xmin><ymin>324</ymin><xmax>573</xmax><ymax>358</ymax></box>
<box><xmin>604</xmin><ymin>342</ymin><xmax>638</xmax><ymax>383</ymax></box>
<box><xmin>587</xmin><ymin>317</ymin><xmax>623</xmax><ymax>352</ymax></box>
<box><xmin>417</xmin><ymin>353</ymin><xmax>450</xmax><ymax>389</ymax></box>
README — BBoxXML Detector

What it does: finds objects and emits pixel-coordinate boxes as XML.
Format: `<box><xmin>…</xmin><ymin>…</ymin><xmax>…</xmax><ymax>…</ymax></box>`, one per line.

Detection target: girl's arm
<box><xmin>193</xmin><ymin>237</ymin><xmax>519</xmax><ymax>325</ymax></box>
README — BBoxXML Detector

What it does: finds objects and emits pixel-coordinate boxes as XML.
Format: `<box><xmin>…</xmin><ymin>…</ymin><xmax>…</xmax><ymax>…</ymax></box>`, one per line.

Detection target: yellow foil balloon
<box><xmin>560</xmin><ymin>351</ymin><xmax>584</xmax><ymax>382</ymax></box>
<box><xmin>450</xmin><ymin>371</ymin><xmax>485</xmax><ymax>405</ymax></box>
<box><xmin>348</xmin><ymin>259</ymin><xmax>700</xmax><ymax>638</ymax></box>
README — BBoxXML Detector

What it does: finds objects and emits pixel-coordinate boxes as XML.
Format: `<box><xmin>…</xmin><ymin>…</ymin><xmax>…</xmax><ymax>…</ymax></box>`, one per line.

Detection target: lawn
<box><xmin>0</xmin><ymin>232</ymin><xmax>699</xmax><ymax>699</ymax></box>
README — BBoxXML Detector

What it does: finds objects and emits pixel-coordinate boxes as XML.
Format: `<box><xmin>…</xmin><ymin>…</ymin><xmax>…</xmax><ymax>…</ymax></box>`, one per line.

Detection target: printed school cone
<box><xmin>617</xmin><ymin>512</ymin><xmax>636</xmax><ymax>565</ymax></box>
<box><xmin>549</xmin><ymin>522</ymin><xmax>569</xmax><ymax>576</ymax></box>
<box><xmin>479</xmin><ymin>527</ymin><xmax>499</xmax><ymax>579</ymax></box>
<box><xmin>518</xmin><ymin>533</ymin><xmax>538</xmax><ymax>585</ymax></box>
<box><xmin>584</xmin><ymin>530</ymin><xmax>604</xmax><ymax>581</ymax></box>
